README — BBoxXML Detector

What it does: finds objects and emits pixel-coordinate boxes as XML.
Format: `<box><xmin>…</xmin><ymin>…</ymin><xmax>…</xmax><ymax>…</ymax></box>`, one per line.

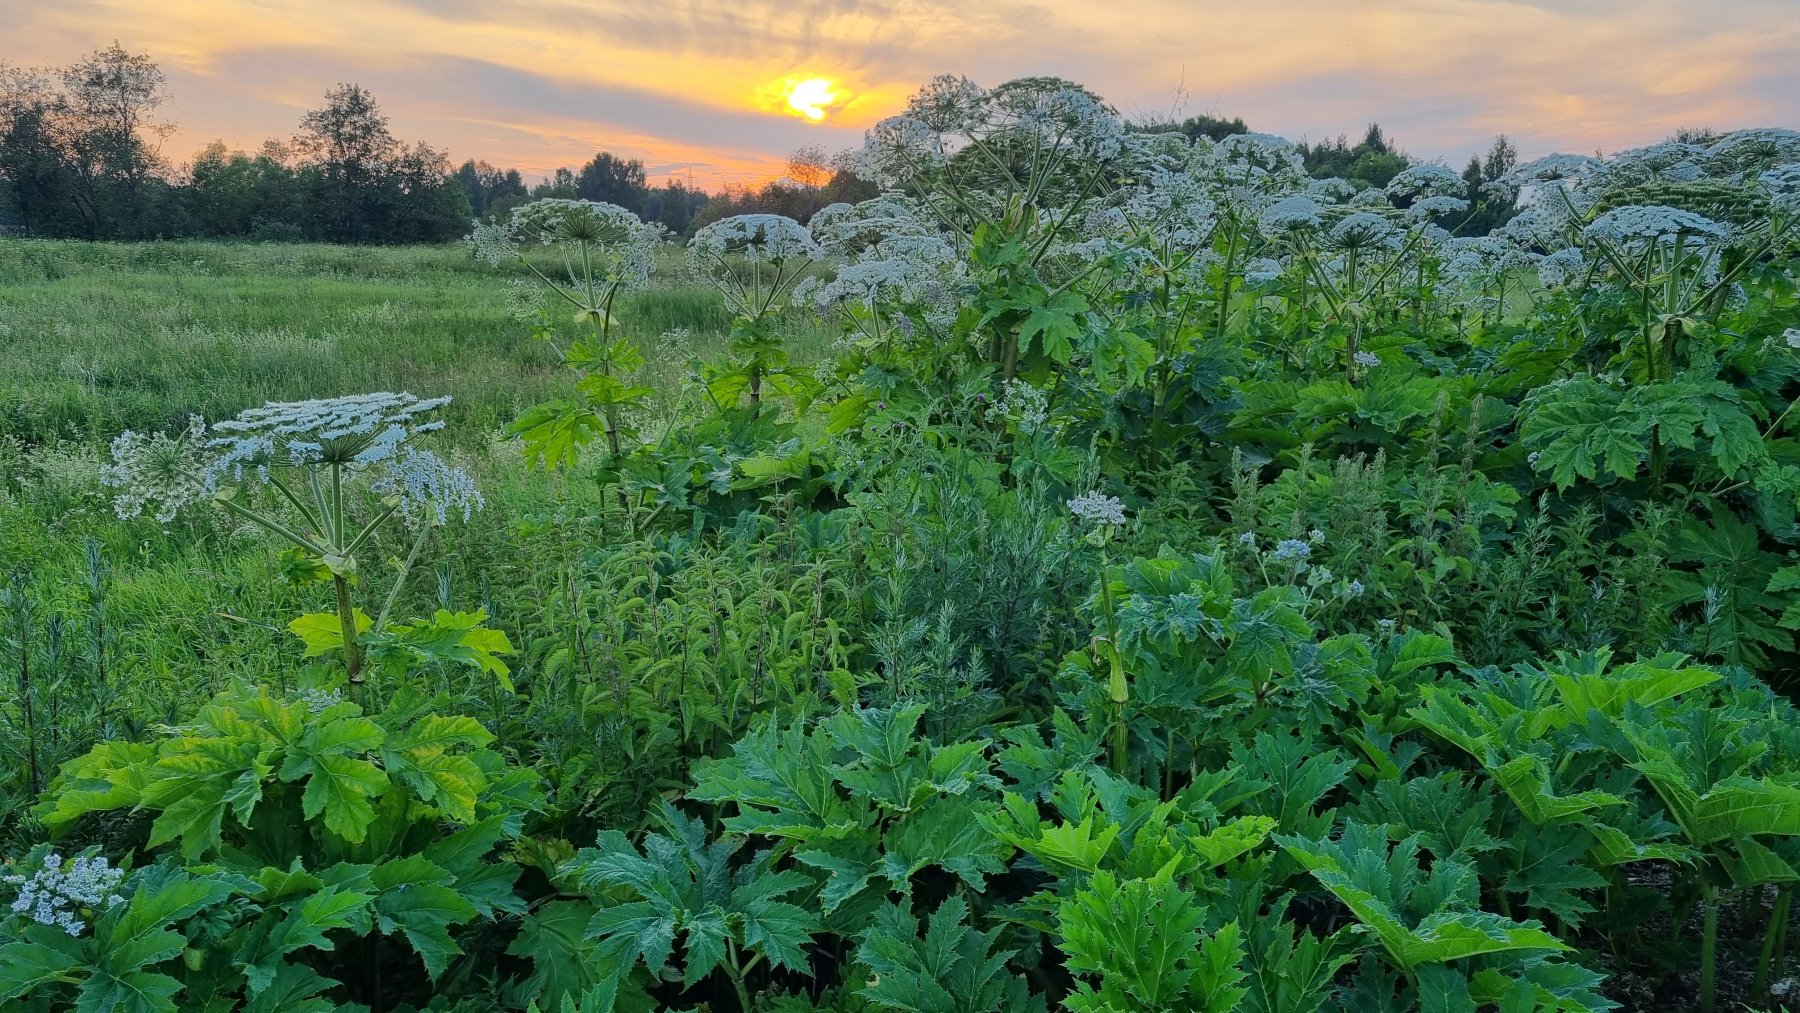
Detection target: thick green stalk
<box><xmin>1757</xmin><ymin>886</ymin><xmax>1792</xmax><ymax>1000</ymax></box>
<box><xmin>1701</xmin><ymin>881</ymin><xmax>1719</xmax><ymax>1013</ymax></box>
<box><xmin>335</xmin><ymin>573</ymin><xmax>365</xmax><ymax>705</ymax></box>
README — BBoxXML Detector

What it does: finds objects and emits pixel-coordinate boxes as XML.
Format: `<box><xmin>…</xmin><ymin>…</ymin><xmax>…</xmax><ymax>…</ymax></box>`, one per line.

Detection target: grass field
<box><xmin>0</xmin><ymin>240</ymin><xmax>838</xmax><ymax>446</ymax></box>
<box><xmin>0</xmin><ymin>239</ymin><xmax>829</xmax><ymax>732</ymax></box>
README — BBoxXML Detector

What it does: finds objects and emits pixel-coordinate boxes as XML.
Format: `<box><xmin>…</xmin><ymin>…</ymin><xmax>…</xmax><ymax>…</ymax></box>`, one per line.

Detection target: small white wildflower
<box><xmin>1308</xmin><ymin>528</ymin><xmax>1325</xmax><ymax>543</ymax></box>
<box><xmin>1068</xmin><ymin>490</ymin><xmax>1127</xmax><ymax>528</ymax></box>
<box><xmin>1353</xmin><ymin>350</ymin><xmax>1381</xmax><ymax>368</ymax></box>
<box><xmin>1237</xmin><ymin>531</ymin><xmax>1256</xmax><ymax>546</ymax></box>
<box><xmin>1377</xmin><ymin>618</ymin><xmax>1397</xmax><ymax>632</ymax></box>
<box><xmin>1346</xmin><ymin>579</ymin><xmax>1365</xmax><ymax>598</ymax></box>
<box><xmin>1784</xmin><ymin>328</ymin><xmax>1800</xmax><ymax>350</ymax></box>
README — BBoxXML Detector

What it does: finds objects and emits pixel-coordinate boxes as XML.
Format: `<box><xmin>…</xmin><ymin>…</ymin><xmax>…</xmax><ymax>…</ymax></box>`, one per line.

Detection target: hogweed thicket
<box><xmin>5</xmin><ymin>74</ymin><xmax>1800</xmax><ymax>1013</ymax></box>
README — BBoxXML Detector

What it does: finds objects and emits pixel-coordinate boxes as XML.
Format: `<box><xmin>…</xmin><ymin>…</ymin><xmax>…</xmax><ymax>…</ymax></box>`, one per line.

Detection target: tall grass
<box><xmin>0</xmin><ymin>239</ymin><xmax>833</xmax><ymax>445</ymax></box>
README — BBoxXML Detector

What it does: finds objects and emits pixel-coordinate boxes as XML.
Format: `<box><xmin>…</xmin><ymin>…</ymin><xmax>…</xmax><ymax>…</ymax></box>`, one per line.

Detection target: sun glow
<box><xmin>784</xmin><ymin>77</ymin><xmax>841</xmax><ymax>122</ymax></box>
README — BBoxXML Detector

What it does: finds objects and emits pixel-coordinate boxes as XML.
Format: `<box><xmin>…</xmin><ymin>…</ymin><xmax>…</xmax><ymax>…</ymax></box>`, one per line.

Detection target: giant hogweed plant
<box><xmin>1</xmin><ymin>683</ymin><xmax>539</xmax><ymax>1012</ymax></box>
<box><xmin>100</xmin><ymin>393</ymin><xmax>507</xmax><ymax>706</ymax></box>
<box><xmin>470</xmin><ymin>199</ymin><xmax>666</xmax><ymax>470</ymax></box>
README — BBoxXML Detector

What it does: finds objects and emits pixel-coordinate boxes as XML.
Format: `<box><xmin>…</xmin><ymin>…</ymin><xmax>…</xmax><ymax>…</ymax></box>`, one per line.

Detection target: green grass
<box><xmin>0</xmin><ymin>239</ymin><xmax>832</xmax><ymax>446</ymax></box>
<box><xmin>0</xmin><ymin>238</ymin><xmax>832</xmax><ymax>721</ymax></box>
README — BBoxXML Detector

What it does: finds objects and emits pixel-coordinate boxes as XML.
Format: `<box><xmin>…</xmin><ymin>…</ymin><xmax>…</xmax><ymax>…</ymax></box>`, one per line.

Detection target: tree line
<box><xmin>0</xmin><ymin>44</ymin><xmax>881</xmax><ymax>244</ymax></box>
<box><xmin>4</xmin><ymin>44</ymin><xmax>1529</xmax><ymax>245</ymax></box>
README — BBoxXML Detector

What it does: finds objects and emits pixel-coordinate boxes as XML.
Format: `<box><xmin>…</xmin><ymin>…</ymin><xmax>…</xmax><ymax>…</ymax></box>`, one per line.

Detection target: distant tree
<box><xmin>59</xmin><ymin>43</ymin><xmax>173</xmax><ymax>234</ymax></box>
<box><xmin>187</xmin><ymin>141</ymin><xmax>302</xmax><ymax>237</ymax></box>
<box><xmin>1670</xmin><ymin>126</ymin><xmax>1720</xmax><ymax>145</ymax></box>
<box><xmin>290</xmin><ymin>84</ymin><xmax>466</xmax><ymax>242</ymax></box>
<box><xmin>0</xmin><ymin>43</ymin><xmax>174</xmax><ymax>237</ymax></box>
<box><xmin>531</xmin><ymin>166</ymin><xmax>578</xmax><ymax>199</ymax></box>
<box><xmin>1129</xmin><ymin>109</ymin><xmax>1249</xmax><ymax>144</ymax></box>
<box><xmin>294</xmin><ymin>84</ymin><xmax>398</xmax><ymax>241</ymax></box>
<box><xmin>1456</xmin><ymin>134</ymin><xmax>1520</xmax><ymax>236</ymax></box>
<box><xmin>1300</xmin><ymin>122</ymin><xmax>1409</xmax><ymax>189</ymax></box>
<box><xmin>0</xmin><ymin>64</ymin><xmax>70</xmax><ymax>235</ymax></box>
<box><xmin>574</xmin><ymin>151</ymin><xmax>649</xmax><ymax>211</ymax></box>
<box><xmin>454</xmin><ymin>158</ymin><xmax>527</xmax><ymax>217</ymax></box>
<box><xmin>1482</xmin><ymin>134</ymin><xmax>1517</xmax><ymax>179</ymax></box>
<box><xmin>644</xmin><ymin>178</ymin><xmax>709</xmax><ymax>235</ymax></box>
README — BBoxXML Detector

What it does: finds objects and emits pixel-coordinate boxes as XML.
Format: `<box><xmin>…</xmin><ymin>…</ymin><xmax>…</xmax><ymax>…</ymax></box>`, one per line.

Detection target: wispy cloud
<box><xmin>2</xmin><ymin>0</ymin><xmax>1794</xmax><ymax>184</ymax></box>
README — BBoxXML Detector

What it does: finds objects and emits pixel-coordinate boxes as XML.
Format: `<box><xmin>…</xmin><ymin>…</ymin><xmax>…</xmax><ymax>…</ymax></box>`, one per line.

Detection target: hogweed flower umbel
<box><xmin>4</xmin><ymin>851</ymin><xmax>126</xmax><ymax>936</ymax></box>
<box><xmin>1068</xmin><ymin>490</ymin><xmax>1127</xmax><ymax>528</ymax></box>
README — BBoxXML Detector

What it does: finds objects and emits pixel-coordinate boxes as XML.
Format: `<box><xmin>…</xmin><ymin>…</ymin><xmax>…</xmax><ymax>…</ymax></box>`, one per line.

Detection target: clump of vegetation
<box><xmin>4</xmin><ymin>71</ymin><xmax>1800</xmax><ymax>1013</ymax></box>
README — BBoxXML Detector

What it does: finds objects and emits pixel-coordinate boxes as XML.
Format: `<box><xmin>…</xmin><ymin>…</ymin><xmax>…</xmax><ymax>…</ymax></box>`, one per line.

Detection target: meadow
<box><xmin>3</xmin><ymin>77</ymin><xmax>1800</xmax><ymax>1013</ymax></box>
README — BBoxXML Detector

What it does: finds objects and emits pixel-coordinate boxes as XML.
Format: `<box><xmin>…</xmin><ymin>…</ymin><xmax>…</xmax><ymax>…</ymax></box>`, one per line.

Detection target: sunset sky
<box><xmin>3</xmin><ymin>0</ymin><xmax>1797</xmax><ymax>188</ymax></box>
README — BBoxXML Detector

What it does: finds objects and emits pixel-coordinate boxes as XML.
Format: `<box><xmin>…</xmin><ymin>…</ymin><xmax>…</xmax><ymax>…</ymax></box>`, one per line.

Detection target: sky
<box><xmin>3</xmin><ymin>0</ymin><xmax>1798</xmax><ymax>188</ymax></box>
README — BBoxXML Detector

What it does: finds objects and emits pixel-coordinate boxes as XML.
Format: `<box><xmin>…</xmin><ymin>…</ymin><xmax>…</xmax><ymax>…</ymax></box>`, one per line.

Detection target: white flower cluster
<box><xmin>4</xmin><ymin>851</ymin><xmax>126</xmax><ymax>936</ymax></box>
<box><xmin>855</xmin><ymin>75</ymin><xmax>1125</xmax><ymax>192</ymax></box>
<box><xmin>104</xmin><ymin>393</ymin><xmax>481</xmax><ymax>527</ymax></box>
<box><xmin>1258</xmin><ymin>195</ymin><xmax>1324</xmax><ymax>238</ymax></box>
<box><xmin>1328</xmin><ymin>212</ymin><xmax>1397</xmax><ymax>249</ymax></box>
<box><xmin>1353</xmin><ymin>350</ymin><xmax>1381</xmax><ymax>368</ymax></box>
<box><xmin>102</xmin><ymin>414</ymin><xmax>210</xmax><ymax>522</ymax></box>
<box><xmin>209</xmin><ymin>392</ymin><xmax>451</xmax><ymax>475</ymax></box>
<box><xmin>690</xmin><ymin>214</ymin><xmax>822</xmax><ymax>265</ymax></box>
<box><xmin>292</xmin><ymin>687</ymin><xmax>345</xmax><ymax>715</ymax></box>
<box><xmin>1702</xmin><ymin>128</ymin><xmax>1800</xmax><ymax>176</ymax></box>
<box><xmin>466</xmin><ymin>200</ymin><xmax>662</xmax><ymax>299</ymax></box>
<box><xmin>370</xmin><ymin>448</ymin><xmax>485</xmax><ymax>525</ymax></box>
<box><xmin>802</xmin><ymin>196</ymin><xmax>962</xmax><ymax>328</ymax></box>
<box><xmin>1269</xmin><ymin>538</ymin><xmax>1312</xmax><ymax>564</ymax></box>
<box><xmin>1067</xmin><ymin>490</ymin><xmax>1127</xmax><ymax>527</ymax></box>
<box><xmin>1405</xmin><ymin>195</ymin><xmax>1470</xmax><ymax>222</ymax></box>
<box><xmin>483</xmin><ymin>199</ymin><xmax>663</xmax><ymax>289</ymax></box>
<box><xmin>998</xmin><ymin>379</ymin><xmax>1051</xmax><ymax>434</ymax></box>
<box><xmin>1537</xmin><ymin>247</ymin><xmax>1587</xmax><ymax>289</ymax></box>
<box><xmin>465</xmin><ymin>218</ymin><xmax>517</xmax><ymax>267</ymax></box>
<box><xmin>1583</xmin><ymin>205</ymin><xmax>1731</xmax><ymax>246</ymax></box>
<box><xmin>1386</xmin><ymin>163</ymin><xmax>1468</xmax><ymax>202</ymax></box>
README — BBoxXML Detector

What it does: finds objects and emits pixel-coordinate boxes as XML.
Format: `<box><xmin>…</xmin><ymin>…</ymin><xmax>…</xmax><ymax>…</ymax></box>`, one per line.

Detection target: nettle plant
<box><xmin>470</xmin><ymin>198</ymin><xmax>666</xmax><ymax>468</ymax></box>
<box><xmin>101</xmin><ymin>393</ymin><xmax>505</xmax><ymax>704</ymax></box>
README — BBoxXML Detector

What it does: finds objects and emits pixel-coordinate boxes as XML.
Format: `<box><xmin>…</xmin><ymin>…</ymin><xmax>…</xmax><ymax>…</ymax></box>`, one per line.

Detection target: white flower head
<box><xmin>1537</xmin><ymin>247</ymin><xmax>1586</xmax><ymax>289</ymax></box>
<box><xmin>4</xmin><ymin>850</ymin><xmax>126</xmax><ymax>937</ymax></box>
<box><xmin>208</xmin><ymin>392</ymin><xmax>451</xmax><ymax>479</ymax></box>
<box><xmin>492</xmin><ymin>199</ymin><xmax>663</xmax><ymax>289</ymax></box>
<box><xmin>1068</xmin><ymin>490</ymin><xmax>1127</xmax><ymax>527</ymax></box>
<box><xmin>1258</xmin><ymin>195</ymin><xmax>1324</xmax><ymax>238</ymax></box>
<box><xmin>1583</xmin><ymin>204</ymin><xmax>1731</xmax><ymax>246</ymax></box>
<box><xmin>1386</xmin><ymin>163</ymin><xmax>1468</xmax><ymax>202</ymax></box>
<box><xmin>1328</xmin><ymin>212</ymin><xmax>1397</xmax><ymax>249</ymax></box>
<box><xmin>102</xmin><ymin>415</ymin><xmax>211</xmax><ymax>522</ymax></box>
<box><xmin>370</xmin><ymin>448</ymin><xmax>484</xmax><ymax>526</ymax></box>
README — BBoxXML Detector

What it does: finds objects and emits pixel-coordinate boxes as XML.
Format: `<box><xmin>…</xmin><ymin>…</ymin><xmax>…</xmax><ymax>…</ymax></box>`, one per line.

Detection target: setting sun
<box><xmin>784</xmin><ymin>77</ymin><xmax>840</xmax><ymax>123</ymax></box>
